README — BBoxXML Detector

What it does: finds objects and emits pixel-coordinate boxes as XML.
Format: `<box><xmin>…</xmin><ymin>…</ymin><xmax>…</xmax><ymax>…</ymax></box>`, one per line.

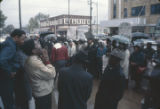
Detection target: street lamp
<box><xmin>68</xmin><ymin>0</ymin><xmax>70</xmax><ymax>28</ymax></box>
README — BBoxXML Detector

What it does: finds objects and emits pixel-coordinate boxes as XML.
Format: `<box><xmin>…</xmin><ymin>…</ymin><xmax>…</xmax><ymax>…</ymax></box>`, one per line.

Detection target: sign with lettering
<box><xmin>41</xmin><ymin>18</ymin><xmax>90</xmax><ymax>28</ymax></box>
<box><xmin>119</xmin><ymin>22</ymin><xmax>132</xmax><ymax>39</ymax></box>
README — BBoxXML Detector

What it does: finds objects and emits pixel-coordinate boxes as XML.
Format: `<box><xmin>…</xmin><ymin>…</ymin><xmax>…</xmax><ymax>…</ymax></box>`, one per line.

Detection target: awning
<box><xmin>57</xmin><ymin>28</ymin><xmax>68</xmax><ymax>32</ymax></box>
<box><xmin>100</xmin><ymin>18</ymin><xmax>147</xmax><ymax>27</ymax></box>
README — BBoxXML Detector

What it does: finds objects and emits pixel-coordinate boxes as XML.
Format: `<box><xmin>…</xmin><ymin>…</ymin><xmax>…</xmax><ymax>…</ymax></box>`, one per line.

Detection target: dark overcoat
<box><xmin>58</xmin><ymin>64</ymin><xmax>93</xmax><ymax>109</ymax></box>
<box><xmin>95</xmin><ymin>65</ymin><xmax>125</xmax><ymax>109</ymax></box>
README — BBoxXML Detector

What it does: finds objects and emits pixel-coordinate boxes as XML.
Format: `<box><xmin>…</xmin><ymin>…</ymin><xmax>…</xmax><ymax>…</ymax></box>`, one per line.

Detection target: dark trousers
<box><xmin>55</xmin><ymin>60</ymin><xmax>66</xmax><ymax>72</ymax></box>
<box><xmin>16</xmin><ymin>103</ymin><xmax>28</xmax><ymax>109</ymax></box>
<box><xmin>0</xmin><ymin>79</ymin><xmax>15</xmax><ymax>109</ymax></box>
<box><xmin>14</xmin><ymin>69</ymin><xmax>32</xmax><ymax>109</ymax></box>
<box><xmin>95</xmin><ymin>99</ymin><xmax>118</xmax><ymax>109</ymax></box>
<box><xmin>54</xmin><ymin>60</ymin><xmax>67</xmax><ymax>81</ymax></box>
<box><xmin>107</xmin><ymin>102</ymin><xmax>118</xmax><ymax>109</ymax></box>
<box><xmin>34</xmin><ymin>93</ymin><xmax>52</xmax><ymax>109</ymax></box>
<box><xmin>130</xmin><ymin>65</ymin><xmax>143</xmax><ymax>89</ymax></box>
<box><xmin>97</xmin><ymin>57</ymin><xmax>103</xmax><ymax>79</ymax></box>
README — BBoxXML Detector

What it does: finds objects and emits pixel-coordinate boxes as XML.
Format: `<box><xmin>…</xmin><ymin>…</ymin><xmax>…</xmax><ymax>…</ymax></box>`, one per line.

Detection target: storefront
<box><xmin>100</xmin><ymin>18</ymin><xmax>147</xmax><ymax>35</ymax></box>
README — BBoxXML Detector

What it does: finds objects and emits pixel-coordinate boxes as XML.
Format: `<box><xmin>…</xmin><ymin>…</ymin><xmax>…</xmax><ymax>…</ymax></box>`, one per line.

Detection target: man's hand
<box><xmin>42</xmin><ymin>49</ymin><xmax>49</xmax><ymax>59</ymax></box>
<box><xmin>41</xmin><ymin>49</ymin><xmax>50</xmax><ymax>63</ymax></box>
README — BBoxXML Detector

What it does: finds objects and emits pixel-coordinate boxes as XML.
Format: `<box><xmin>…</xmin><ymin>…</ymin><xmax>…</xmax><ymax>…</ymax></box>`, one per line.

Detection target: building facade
<box><xmin>40</xmin><ymin>14</ymin><xmax>90</xmax><ymax>36</ymax></box>
<box><xmin>103</xmin><ymin>0</ymin><xmax>160</xmax><ymax>35</ymax></box>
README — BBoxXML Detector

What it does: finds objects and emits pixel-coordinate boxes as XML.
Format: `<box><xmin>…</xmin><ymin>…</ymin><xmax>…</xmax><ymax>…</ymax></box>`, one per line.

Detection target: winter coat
<box><xmin>95</xmin><ymin>65</ymin><xmax>125</xmax><ymax>109</ymax></box>
<box><xmin>87</xmin><ymin>43</ymin><xmax>98</xmax><ymax>77</ymax></box>
<box><xmin>58</xmin><ymin>64</ymin><xmax>93</xmax><ymax>109</ymax></box>
<box><xmin>24</xmin><ymin>55</ymin><xmax>56</xmax><ymax>97</ymax></box>
<box><xmin>130</xmin><ymin>50</ymin><xmax>146</xmax><ymax>67</ymax></box>
<box><xmin>51</xmin><ymin>43</ymin><xmax>69</xmax><ymax>63</ymax></box>
<box><xmin>97</xmin><ymin>47</ymin><xmax>107</xmax><ymax>58</ymax></box>
<box><xmin>144</xmin><ymin>47</ymin><xmax>155</xmax><ymax>60</ymax></box>
<box><xmin>68</xmin><ymin>43</ymin><xmax>76</xmax><ymax>57</ymax></box>
<box><xmin>0</xmin><ymin>37</ymin><xmax>20</xmax><ymax>80</ymax></box>
<box><xmin>120</xmin><ymin>49</ymin><xmax>130</xmax><ymax>79</ymax></box>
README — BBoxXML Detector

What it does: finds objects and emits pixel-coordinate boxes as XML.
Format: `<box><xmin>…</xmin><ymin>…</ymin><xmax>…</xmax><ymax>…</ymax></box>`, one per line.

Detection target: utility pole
<box><xmin>19</xmin><ymin>0</ymin><xmax>22</xmax><ymax>29</ymax></box>
<box><xmin>90</xmin><ymin>0</ymin><xmax>93</xmax><ymax>34</ymax></box>
<box><xmin>39</xmin><ymin>13</ymin><xmax>41</xmax><ymax>33</ymax></box>
<box><xmin>91</xmin><ymin>1</ymin><xmax>98</xmax><ymax>35</ymax></box>
<box><xmin>0</xmin><ymin>3</ymin><xmax>2</xmax><ymax>36</ymax></box>
<box><xmin>68</xmin><ymin>0</ymin><xmax>70</xmax><ymax>27</ymax></box>
<box><xmin>97</xmin><ymin>0</ymin><xmax>99</xmax><ymax>35</ymax></box>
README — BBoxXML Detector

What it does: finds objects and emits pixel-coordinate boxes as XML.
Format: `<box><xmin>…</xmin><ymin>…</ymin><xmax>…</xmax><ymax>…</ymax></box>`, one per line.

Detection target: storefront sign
<box><xmin>119</xmin><ymin>22</ymin><xmax>132</xmax><ymax>39</ymax></box>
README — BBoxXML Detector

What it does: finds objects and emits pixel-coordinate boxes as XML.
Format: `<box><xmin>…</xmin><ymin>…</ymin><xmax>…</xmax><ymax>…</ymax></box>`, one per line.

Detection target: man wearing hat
<box><xmin>87</xmin><ymin>38</ymin><xmax>98</xmax><ymax>78</ymax></box>
<box><xmin>94</xmin><ymin>49</ymin><xmax>125</xmax><ymax>109</ymax></box>
<box><xmin>130</xmin><ymin>43</ymin><xmax>147</xmax><ymax>90</ymax></box>
<box><xmin>144</xmin><ymin>42</ymin><xmax>155</xmax><ymax>61</ymax></box>
<box><xmin>58</xmin><ymin>51</ymin><xmax>93</xmax><ymax>109</ymax></box>
<box><xmin>153</xmin><ymin>43</ymin><xmax>160</xmax><ymax>64</ymax></box>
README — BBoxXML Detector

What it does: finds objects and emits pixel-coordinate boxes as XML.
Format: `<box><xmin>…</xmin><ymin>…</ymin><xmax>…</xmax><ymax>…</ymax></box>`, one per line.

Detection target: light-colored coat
<box><xmin>68</xmin><ymin>43</ymin><xmax>76</xmax><ymax>57</ymax></box>
<box><xmin>120</xmin><ymin>49</ymin><xmax>130</xmax><ymax>79</ymax></box>
<box><xmin>24</xmin><ymin>55</ymin><xmax>56</xmax><ymax>97</ymax></box>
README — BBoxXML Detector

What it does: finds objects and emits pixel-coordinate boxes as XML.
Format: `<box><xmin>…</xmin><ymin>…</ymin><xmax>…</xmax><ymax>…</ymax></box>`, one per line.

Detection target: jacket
<box><xmin>120</xmin><ymin>49</ymin><xmax>130</xmax><ymax>79</ymax></box>
<box><xmin>68</xmin><ymin>43</ymin><xmax>76</xmax><ymax>57</ymax></box>
<box><xmin>58</xmin><ymin>64</ymin><xmax>93</xmax><ymax>109</ymax></box>
<box><xmin>130</xmin><ymin>50</ymin><xmax>146</xmax><ymax>67</ymax></box>
<box><xmin>97</xmin><ymin>47</ymin><xmax>107</xmax><ymax>57</ymax></box>
<box><xmin>0</xmin><ymin>37</ymin><xmax>20</xmax><ymax>79</ymax></box>
<box><xmin>24</xmin><ymin>55</ymin><xmax>56</xmax><ymax>97</ymax></box>
<box><xmin>51</xmin><ymin>45</ymin><xmax>69</xmax><ymax>63</ymax></box>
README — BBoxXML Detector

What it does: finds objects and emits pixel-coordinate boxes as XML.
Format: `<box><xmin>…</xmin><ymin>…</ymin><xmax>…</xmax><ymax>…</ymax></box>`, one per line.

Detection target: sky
<box><xmin>0</xmin><ymin>0</ymin><xmax>109</xmax><ymax>28</ymax></box>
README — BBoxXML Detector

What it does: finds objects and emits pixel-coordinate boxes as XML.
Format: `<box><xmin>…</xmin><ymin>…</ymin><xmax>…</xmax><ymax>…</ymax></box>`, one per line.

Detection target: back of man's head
<box><xmin>10</xmin><ymin>29</ymin><xmax>26</xmax><ymax>38</ymax></box>
<box><xmin>73</xmin><ymin>51</ymin><xmax>88</xmax><ymax>64</ymax></box>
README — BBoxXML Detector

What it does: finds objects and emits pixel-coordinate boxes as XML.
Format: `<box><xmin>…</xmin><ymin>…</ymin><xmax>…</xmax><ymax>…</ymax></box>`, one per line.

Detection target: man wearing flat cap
<box><xmin>94</xmin><ymin>49</ymin><xmax>126</xmax><ymax>109</ymax></box>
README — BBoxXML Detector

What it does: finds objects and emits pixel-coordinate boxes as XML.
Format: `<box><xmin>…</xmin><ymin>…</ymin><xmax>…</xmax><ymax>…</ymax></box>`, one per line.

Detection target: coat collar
<box><xmin>6</xmin><ymin>37</ymin><xmax>16</xmax><ymax>48</ymax></box>
<box><xmin>70</xmin><ymin>64</ymin><xmax>85</xmax><ymax>71</ymax></box>
<box><xmin>7</xmin><ymin>37</ymin><xmax>16</xmax><ymax>44</ymax></box>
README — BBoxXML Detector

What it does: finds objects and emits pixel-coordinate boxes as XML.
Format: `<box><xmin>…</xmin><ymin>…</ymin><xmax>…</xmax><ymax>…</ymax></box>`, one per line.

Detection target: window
<box><xmin>113</xmin><ymin>0</ymin><xmax>117</xmax><ymax>18</ymax></box>
<box><xmin>124</xmin><ymin>8</ymin><xmax>128</xmax><ymax>18</ymax></box>
<box><xmin>131</xmin><ymin>6</ymin><xmax>145</xmax><ymax>16</ymax></box>
<box><xmin>151</xmin><ymin>4</ymin><xmax>160</xmax><ymax>14</ymax></box>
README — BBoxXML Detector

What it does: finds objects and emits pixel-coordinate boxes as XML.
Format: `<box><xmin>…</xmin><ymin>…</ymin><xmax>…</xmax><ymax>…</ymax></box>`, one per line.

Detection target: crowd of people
<box><xmin>0</xmin><ymin>29</ymin><xmax>160</xmax><ymax>109</ymax></box>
